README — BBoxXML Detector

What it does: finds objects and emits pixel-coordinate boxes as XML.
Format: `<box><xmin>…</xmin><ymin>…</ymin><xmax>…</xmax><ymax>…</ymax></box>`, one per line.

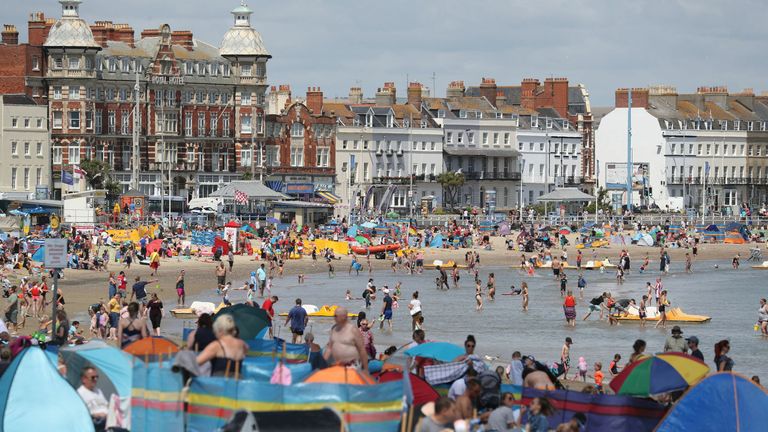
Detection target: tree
<box><xmin>78</xmin><ymin>159</ymin><xmax>122</xmax><ymax>201</ymax></box>
<box><xmin>437</xmin><ymin>172</ymin><xmax>465</xmax><ymax>210</ymax></box>
<box><xmin>584</xmin><ymin>187</ymin><xmax>611</xmax><ymax>213</ymax></box>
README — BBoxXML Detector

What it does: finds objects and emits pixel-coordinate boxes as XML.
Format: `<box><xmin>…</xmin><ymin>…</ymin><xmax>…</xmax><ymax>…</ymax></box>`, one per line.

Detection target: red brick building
<box><xmin>0</xmin><ymin>21</ymin><xmax>46</xmax><ymax>103</ymax></box>
<box><xmin>263</xmin><ymin>86</ymin><xmax>337</xmax><ymax>200</ymax></box>
<box><xmin>25</xmin><ymin>0</ymin><xmax>270</xmax><ymax>200</ymax></box>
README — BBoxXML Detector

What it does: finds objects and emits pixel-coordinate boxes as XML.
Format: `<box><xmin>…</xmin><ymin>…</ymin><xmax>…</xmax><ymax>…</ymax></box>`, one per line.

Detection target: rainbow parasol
<box><xmin>609</xmin><ymin>352</ymin><xmax>709</xmax><ymax>396</ymax></box>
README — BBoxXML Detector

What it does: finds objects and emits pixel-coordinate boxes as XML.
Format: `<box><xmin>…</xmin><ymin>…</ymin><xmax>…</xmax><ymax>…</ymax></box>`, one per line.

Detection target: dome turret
<box><xmin>220</xmin><ymin>1</ymin><xmax>270</xmax><ymax>57</ymax></box>
<box><xmin>44</xmin><ymin>0</ymin><xmax>100</xmax><ymax>48</ymax></box>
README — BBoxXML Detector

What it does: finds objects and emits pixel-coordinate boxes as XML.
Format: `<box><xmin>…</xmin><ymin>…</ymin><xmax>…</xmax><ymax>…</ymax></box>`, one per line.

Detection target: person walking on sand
<box><xmin>176</xmin><ymin>270</ymin><xmax>186</xmax><ymax>306</ymax></box>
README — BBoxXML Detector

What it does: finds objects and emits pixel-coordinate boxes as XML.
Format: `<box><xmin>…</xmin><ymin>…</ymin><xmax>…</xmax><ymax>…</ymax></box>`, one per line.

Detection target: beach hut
<box><xmin>0</xmin><ymin>348</ymin><xmax>94</xmax><ymax>431</ymax></box>
<box><xmin>656</xmin><ymin>373</ymin><xmax>767</xmax><ymax>431</ymax></box>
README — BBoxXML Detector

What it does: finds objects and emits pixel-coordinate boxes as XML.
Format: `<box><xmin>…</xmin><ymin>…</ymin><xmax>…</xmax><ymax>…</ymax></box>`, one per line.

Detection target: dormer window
<box><xmin>734</xmin><ymin>120</ymin><xmax>741</xmax><ymax>130</ymax></box>
<box><xmin>436</xmin><ymin>109</ymin><xmax>445</xmax><ymax>118</ymax></box>
<box><xmin>459</xmin><ymin>110</ymin><xmax>467</xmax><ymax>119</ymax></box>
<box><xmin>387</xmin><ymin>114</ymin><xmax>394</xmax><ymax>128</ymax></box>
<box><xmin>495</xmin><ymin>112</ymin><xmax>503</xmax><ymax>119</ymax></box>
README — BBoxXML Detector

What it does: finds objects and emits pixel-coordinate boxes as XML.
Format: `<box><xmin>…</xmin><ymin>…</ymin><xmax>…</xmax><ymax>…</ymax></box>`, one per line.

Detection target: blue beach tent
<box><xmin>0</xmin><ymin>348</ymin><xmax>94</xmax><ymax>432</ymax></box>
<box><xmin>656</xmin><ymin>373</ymin><xmax>768</xmax><ymax>432</ymax></box>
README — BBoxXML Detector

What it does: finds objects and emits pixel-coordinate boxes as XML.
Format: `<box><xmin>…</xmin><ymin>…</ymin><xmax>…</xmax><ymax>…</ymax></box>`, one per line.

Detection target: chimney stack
<box><xmin>27</xmin><ymin>12</ymin><xmax>52</xmax><ymax>46</ymax></box>
<box><xmin>407</xmin><ymin>82</ymin><xmax>423</xmax><ymax>108</ymax></box>
<box><xmin>171</xmin><ymin>30</ymin><xmax>194</xmax><ymax>50</ymax></box>
<box><xmin>306</xmin><ymin>86</ymin><xmax>323</xmax><ymax>114</ymax></box>
<box><xmin>1</xmin><ymin>25</ymin><xmax>19</xmax><ymax>45</ymax></box>
<box><xmin>375</xmin><ymin>82</ymin><xmax>396</xmax><ymax>106</ymax></box>
<box><xmin>495</xmin><ymin>90</ymin><xmax>507</xmax><ymax>106</ymax></box>
<box><xmin>479</xmin><ymin>77</ymin><xmax>498</xmax><ymax>107</ymax></box>
<box><xmin>348</xmin><ymin>87</ymin><xmax>363</xmax><ymax>104</ymax></box>
<box><xmin>615</xmin><ymin>88</ymin><xmax>650</xmax><ymax>109</ymax></box>
<box><xmin>446</xmin><ymin>80</ymin><xmax>465</xmax><ymax>98</ymax></box>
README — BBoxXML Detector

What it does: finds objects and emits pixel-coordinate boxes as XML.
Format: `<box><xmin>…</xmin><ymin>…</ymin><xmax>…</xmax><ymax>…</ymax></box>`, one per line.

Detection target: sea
<box><xmin>169</xmin><ymin>259</ymin><xmax>768</xmax><ymax>378</ymax></box>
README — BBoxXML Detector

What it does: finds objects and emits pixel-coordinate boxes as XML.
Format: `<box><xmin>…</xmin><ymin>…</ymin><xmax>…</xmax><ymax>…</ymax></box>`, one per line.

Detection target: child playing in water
<box><xmin>592</xmin><ymin>362</ymin><xmax>604</xmax><ymax>393</ymax></box>
<box><xmin>266</xmin><ymin>276</ymin><xmax>273</xmax><ymax>294</ymax></box>
<box><xmin>298</xmin><ymin>273</ymin><xmax>305</xmax><ymax>284</ymax></box>
<box><xmin>345</xmin><ymin>290</ymin><xmax>352</xmax><ymax>301</ymax></box>
<box><xmin>578</xmin><ymin>357</ymin><xmax>588</xmax><ymax>382</ymax></box>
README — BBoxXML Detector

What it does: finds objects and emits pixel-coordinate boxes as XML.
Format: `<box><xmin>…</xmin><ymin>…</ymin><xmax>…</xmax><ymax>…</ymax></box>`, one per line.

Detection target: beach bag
<box><xmin>477</xmin><ymin>370</ymin><xmax>501</xmax><ymax>409</ymax></box>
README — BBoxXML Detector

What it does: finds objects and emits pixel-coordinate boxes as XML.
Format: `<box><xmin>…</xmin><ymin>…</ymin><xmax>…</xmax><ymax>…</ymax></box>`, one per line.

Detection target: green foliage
<box><xmin>79</xmin><ymin>159</ymin><xmax>121</xmax><ymax>201</ymax></box>
<box><xmin>437</xmin><ymin>172</ymin><xmax>465</xmax><ymax>209</ymax></box>
<box><xmin>583</xmin><ymin>187</ymin><xmax>611</xmax><ymax>213</ymax></box>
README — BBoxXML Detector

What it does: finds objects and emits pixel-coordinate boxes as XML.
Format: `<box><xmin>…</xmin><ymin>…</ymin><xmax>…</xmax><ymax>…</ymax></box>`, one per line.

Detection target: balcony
<box><xmin>564</xmin><ymin>176</ymin><xmax>583</xmax><ymax>185</ymax></box>
<box><xmin>266</xmin><ymin>166</ymin><xmax>335</xmax><ymax>176</ymax></box>
<box><xmin>666</xmin><ymin>176</ymin><xmax>758</xmax><ymax>185</ymax></box>
<box><xmin>373</xmin><ymin>176</ymin><xmax>410</xmax><ymax>185</ymax></box>
<box><xmin>462</xmin><ymin>171</ymin><xmax>521</xmax><ymax>181</ymax></box>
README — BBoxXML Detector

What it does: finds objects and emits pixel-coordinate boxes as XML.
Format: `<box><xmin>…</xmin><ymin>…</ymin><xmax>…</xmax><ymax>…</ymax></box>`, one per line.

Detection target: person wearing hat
<box><xmin>687</xmin><ymin>336</ymin><xmax>704</xmax><ymax>361</ymax></box>
<box><xmin>379</xmin><ymin>287</ymin><xmax>393</xmax><ymax>331</ymax></box>
<box><xmin>664</xmin><ymin>326</ymin><xmax>688</xmax><ymax>353</ymax></box>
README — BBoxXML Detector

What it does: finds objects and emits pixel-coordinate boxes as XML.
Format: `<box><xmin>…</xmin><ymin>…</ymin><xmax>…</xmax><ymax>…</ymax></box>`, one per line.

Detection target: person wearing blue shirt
<box><xmin>256</xmin><ymin>264</ymin><xmax>267</xmax><ymax>297</ymax></box>
<box><xmin>285</xmin><ymin>298</ymin><xmax>308</xmax><ymax>343</ymax></box>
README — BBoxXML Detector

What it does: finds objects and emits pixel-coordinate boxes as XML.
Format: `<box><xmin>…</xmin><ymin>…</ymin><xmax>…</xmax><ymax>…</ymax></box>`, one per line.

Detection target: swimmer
<box><xmin>487</xmin><ymin>273</ymin><xmax>496</xmax><ymax>301</ymax></box>
<box><xmin>346</xmin><ymin>290</ymin><xmax>352</xmax><ymax>301</ymax></box>
<box><xmin>506</xmin><ymin>285</ymin><xmax>522</xmax><ymax>295</ymax></box>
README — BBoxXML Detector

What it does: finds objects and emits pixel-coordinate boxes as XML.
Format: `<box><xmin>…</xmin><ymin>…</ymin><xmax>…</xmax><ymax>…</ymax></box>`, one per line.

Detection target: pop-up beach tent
<box><xmin>656</xmin><ymin>373</ymin><xmax>768</xmax><ymax>432</ymax></box>
<box><xmin>0</xmin><ymin>348</ymin><xmax>94</xmax><ymax>432</ymax></box>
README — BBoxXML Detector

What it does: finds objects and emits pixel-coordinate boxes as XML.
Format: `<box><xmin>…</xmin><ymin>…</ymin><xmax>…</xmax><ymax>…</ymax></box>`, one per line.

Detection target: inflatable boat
<box><xmin>350</xmin><ymin>244</ymin><xmax>401</xmax><ymax>255</ymax></box>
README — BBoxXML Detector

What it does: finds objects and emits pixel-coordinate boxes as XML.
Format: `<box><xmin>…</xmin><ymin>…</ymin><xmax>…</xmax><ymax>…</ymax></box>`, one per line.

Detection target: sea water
<box><xmin>175</xmin><ymin>260</ymin><xmax>767</xmax><ymax>377</ymax></box>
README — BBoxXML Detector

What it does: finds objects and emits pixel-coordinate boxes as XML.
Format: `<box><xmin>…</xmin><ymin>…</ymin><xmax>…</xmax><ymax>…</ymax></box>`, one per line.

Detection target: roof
<box><xmin>1</xmin><ymin>95</ymin><xmax>37</xmax><ymax>105</ymax></box>
<box><xmin>536</xmin><ymin>188</ymin><xmax>594</xmax><ymax>202</ymax></box>
<box><xmin>44</xmin><ymin>6</ymin><xmax>100</xmax><ymax>49</ymax></box>
<box><xmin>210</xmin><ymin>181</ymin><xmax>288</xmax><ymax>200</ymax></box>
<box><xmin>272</xmin><ymin>200</ymin><xmax>333</xmax><ymax>209</ymax></box>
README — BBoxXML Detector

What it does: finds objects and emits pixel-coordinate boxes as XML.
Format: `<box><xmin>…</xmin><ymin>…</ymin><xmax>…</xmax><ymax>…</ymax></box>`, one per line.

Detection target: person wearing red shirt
<box><xmin>261</xmin><ymin>296</ymin><xmax>279</xmax><ymax>337</ymax></box>
<box><xmin>563</xmin><ymin>290</ymin><xmax>577</xmax><ymax>327</ymax></box>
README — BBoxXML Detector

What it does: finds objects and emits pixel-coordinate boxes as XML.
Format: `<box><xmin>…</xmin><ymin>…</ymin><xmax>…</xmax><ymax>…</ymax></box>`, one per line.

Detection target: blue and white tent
<box><xmin>0</xmin><ymin>348</ymin><xmax>94</xmax><ymax>432</ymax></box>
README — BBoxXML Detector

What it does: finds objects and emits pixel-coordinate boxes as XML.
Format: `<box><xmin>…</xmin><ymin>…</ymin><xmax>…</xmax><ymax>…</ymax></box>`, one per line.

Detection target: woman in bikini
<box><xmin>117</xmin><ymin>302</ymin><xmax>147</xmax><ymax>348</ymax></box>
<box><xmin>475</xmin><ymin>279</ymin><xmax>484</xmax><ymax>311</ymax></box>
<box><xmin>521</xmin><ymin>281</ymin><xmax>529</xmax><ymax>311</ymax></box>
<box><xmin>654</xmin><ymin>290</ymin><xmax>669</xmax><ymax>329</ymax></box>
<box><xmin>196</xmin><ymin>314</ymin><xmax>248</xmax><ymax>378</ymax></box>
<box><xmin>487</xmin><ymin>273</ymin><xmax>496</xmax><ymax>301</ymax></box>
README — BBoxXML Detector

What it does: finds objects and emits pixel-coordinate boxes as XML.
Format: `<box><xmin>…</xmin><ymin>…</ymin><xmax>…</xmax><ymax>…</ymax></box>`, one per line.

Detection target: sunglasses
<box><xmin>88</xmin><ymin>375</ymin><xmax>99</xmax><ymax>380</ymax></box>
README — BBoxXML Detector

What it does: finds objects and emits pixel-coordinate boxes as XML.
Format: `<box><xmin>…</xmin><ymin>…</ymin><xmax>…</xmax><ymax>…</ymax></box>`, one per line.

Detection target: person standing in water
<box><xmin>733</xmin><ymin>253</ymin><xmax>740</xmax><ymax>269</ymax></box>
<box><xmin>451</xmin><ymin>264</ymin><xmax>460</xmax><ymax>289</ymax></box>
<box><xmin>563</xmin><ymin>290</ymin><xmax>577</xmax><ymax>327</ymax></box>
<box><xmin>521</xmin><ymin>281</ymin><xmax>529</xmax><ymax>311</ymax></box>
<box><xmin>487</xmin><ymin>273</ymin><xmax>496</xmax><ymax>301</ymax></box>
<box><xmin>559</xmin><ymin>271</ymin><xmax>568</xmax><ymax>297</ymax></box>
<box><xmin>577</xmin><ymin>273</ymin><xmax>586</xmax><ymax>299</ymax></box>
<box><xmin>475</xmin><ymin>279</ymin><xmax>484</xmax><ymax>311</ymax></box>
<box><xmin>655</xmin><ymin>290</ymin><xmax>670</xmax><ymax>329</ymax></box>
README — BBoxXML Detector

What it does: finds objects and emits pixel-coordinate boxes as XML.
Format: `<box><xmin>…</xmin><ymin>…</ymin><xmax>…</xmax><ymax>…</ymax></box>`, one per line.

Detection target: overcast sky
<box><xmin>7</xmin><ymin>0</ymin><xmax>767</xmax><ymax>106</ymax></box>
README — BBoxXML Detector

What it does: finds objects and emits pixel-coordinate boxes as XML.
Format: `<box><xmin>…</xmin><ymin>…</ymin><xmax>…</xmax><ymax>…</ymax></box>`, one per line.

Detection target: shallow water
<box><xmin>170</xmin><ymin>260</ymin><xmax>767</xmax><ymax>378</ymax></box>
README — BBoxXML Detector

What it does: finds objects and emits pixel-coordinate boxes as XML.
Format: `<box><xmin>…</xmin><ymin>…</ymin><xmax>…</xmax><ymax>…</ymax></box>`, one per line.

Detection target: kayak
<box><xmin>170</xmin><ymin>301</ymin><xmax>226</xmax><ymax>319</ymax></box>
<box><xmin>278</xmin><ymin>304</ymin><xmax>358</xmax><ymax>318</ymax></box>
<box><xmin>350</xmin><ymin>244</ymin><xmax>401</xmax><ymax>255</ymax></box>
<box><xmin>614</xmin><ymin>306</ymin><xmax>711</xmax><ymax>323</ymax></box>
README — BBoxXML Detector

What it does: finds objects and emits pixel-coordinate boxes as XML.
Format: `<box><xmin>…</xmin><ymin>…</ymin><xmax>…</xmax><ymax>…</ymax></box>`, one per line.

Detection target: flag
<box><xmin>73</xmin><ymin>165</ymin><xmax>87</xmax><ymax>177</ymax></box>
<box><xmin>61</xmin><ymin>170</ymin><xmax>74</xmax><ymax>186</ymax></box>
<box><xmin>234</xmin><ymin>189</ymin><xmax>248</xmax><ymax>204</ymax></box>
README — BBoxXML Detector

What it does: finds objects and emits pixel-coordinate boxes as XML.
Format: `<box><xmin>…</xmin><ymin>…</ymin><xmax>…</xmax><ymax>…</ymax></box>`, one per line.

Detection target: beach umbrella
<box><xmin>559</xmin><ymin>227</ymin><xmax>571</xmax><ymax>235</ymax></box>
<box><xmin>354</xmin><ymin>235</ymin><xmax>371</xmax><ymax>245</ymax></box>
<box><xmin>386</xmin><ymin>211</ymin><xmax>399</xmax><ymax>218</ymax></box>
<box><xmin>656</xmin><ymin>373</ymin><xmax>768</xmax><ymax>432</ymax></box>
<box><xmin>361</xmin><ymin>221</ymin><xmax>377</xmax><ymax>229</ymax></box>
<box><xmin>123</xmin><ymin>336</ymin><xmax>179</xmax><ymax>359</ymax></box>
<box><xmin>0</xmin><ymin>348</ymin><xmax>95</xmax><ymax>431</ymax></box>
<box><xmin>379</xmin><ymin>370</ymin><xmax>439</xmax><ymax>406</ymax></box>
<box><xmin>609</xmin><ymin>352</ymin><xmax>709</xmax><ymax>396</ymax></box>
<box><xmin>214</xmin><ymin>303</ymin><xmax>270</xmax><ymax>340</ymax></box>
<box><xmin>404</xmin><ymin>342</ymin><xmax>465</xmax><ymax>363</ymax></box>
<box><xmin>145</xmin><ymin>238</ymin><xmax>164</xmax><ymax>254</ymax></box>
<box><xmin>304</xmin><ymin>365</ymin><xmax>376</xmax><ymax>385</ymax></box>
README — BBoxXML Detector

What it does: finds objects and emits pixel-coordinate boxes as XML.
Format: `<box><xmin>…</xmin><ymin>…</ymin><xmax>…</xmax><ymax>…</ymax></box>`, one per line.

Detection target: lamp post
<box><xmin>519</xmin><ymin>158</ymin><xmax>524</xmax><ymax>223</ymax></box>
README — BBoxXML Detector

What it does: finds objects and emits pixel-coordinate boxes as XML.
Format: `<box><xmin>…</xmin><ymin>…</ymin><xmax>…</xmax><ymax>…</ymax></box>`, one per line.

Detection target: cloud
<box><xmin>4</xmin><ymin>0</ymin><xmax>767</xmax><ymax>105</ymax></box>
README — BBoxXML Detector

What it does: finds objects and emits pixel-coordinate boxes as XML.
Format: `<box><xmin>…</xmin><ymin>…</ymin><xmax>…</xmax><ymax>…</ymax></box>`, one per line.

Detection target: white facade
<box><xmin>335</xmin><ymin>125</ymin><xmax>443</xmax><ymax>215</ymax></box>
<box><xmin>517</xmin><ymin>122</ymin><xmax>582</xmax><ymax>206</ymax></box>
<box><xmin>0</xmin><ymin>96</ymin><xmax>50</xmax><ymax>197</ymax></box>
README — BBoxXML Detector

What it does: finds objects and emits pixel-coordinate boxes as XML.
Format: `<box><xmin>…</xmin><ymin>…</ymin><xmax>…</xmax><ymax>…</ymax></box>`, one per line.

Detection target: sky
<box><xmin>6</xmin><ymin>0</ymin><xmax>767</xmax><ymax>106</ymax></box>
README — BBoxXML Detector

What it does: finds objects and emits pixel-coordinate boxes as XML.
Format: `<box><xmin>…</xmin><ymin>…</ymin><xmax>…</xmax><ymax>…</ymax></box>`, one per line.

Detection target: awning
<box><xmin>536</xmin><ymin>188</ymin><xmax>595</xmax><ymax>203</ymax></box>
<box><xmin>317</xmin><ymin>191</ymin><xmax>342</xmax><ymax>205</ymax></box>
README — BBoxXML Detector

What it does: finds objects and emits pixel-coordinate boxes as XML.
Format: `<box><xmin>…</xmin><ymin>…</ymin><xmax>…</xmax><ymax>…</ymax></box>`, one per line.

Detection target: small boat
<box><xmin>350</xmin><ymin>244</ymin><xmax>401</xmax><ymax>255</ymax></box>
<box><xmin>278</xmin><ymin>304</ymin><xmax>358</xmax><ymax>318</ymax></box>
<box><xmin>751</xmin><ymin>260</ymin><xmax>768</xmax><ymax>269</ymax></box>
<box><xmin>423</xmin><ymin>260</ymin><xmax>467</xmax><ymax>269</ymax></box>
<box><xmin>582</xmin><ymin>260</ymin><xmax>618</xmax><ymax>270</ymax></box>
<box><xmin>170</xmin><ymin>301</ymin><xmax>226</xmax><ymax>319</ymax></box>
<box><xmin>614</xmin><ymin>306</ymin><xmax>711</xmax><ymax>323</ymax></box>
<box><xmin>511</xmin><ymin>260</ymin><xmax>576</xmax><ymax>270</ymax></box>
